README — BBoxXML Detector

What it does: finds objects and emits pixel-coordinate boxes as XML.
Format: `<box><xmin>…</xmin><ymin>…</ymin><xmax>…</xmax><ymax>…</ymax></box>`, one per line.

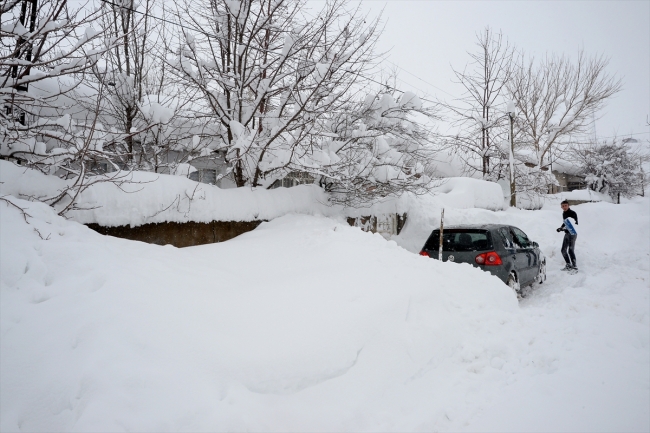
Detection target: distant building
<box><xmin>549</xmin><ymin>159</ymin><xmax>586</xmax><ymax>194</ymax></box>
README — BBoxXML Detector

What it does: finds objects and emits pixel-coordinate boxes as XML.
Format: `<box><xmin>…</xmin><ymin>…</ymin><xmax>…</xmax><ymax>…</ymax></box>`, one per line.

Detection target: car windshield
<box><xmin>424</xmin><ymin>229</ymin><xmax>493</xmax><ymax>252</ymax></box>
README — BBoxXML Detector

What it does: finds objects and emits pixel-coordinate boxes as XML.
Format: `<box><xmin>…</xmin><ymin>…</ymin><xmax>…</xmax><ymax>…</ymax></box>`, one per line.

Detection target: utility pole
<box><xmin>508</xmin><ymin>111</ymin><xmax>516</xmax><ymax>207</ymax></box>
<box><xmin>641</xmin><ymin>165</ymin><xmax>645</xmax><ymax>197</ymax></box>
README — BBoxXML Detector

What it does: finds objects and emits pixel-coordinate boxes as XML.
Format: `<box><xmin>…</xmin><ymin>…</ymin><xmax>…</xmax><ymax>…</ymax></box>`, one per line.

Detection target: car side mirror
<box><xmin>531</xmin><ymin>241</ymin><xmax>539</xmax><ymax>248</ymax></box>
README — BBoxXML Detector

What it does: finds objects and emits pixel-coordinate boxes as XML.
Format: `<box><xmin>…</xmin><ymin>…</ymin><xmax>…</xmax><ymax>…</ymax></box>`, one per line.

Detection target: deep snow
<box><xmin>1</xmin><ymin>195</ymin><xmax>648</xmax><ymax>431</ymax></box>
<box><xmin>0</xmin><ymin>160</ymin><xmax>506</xmax><ymax>226</ymax></box>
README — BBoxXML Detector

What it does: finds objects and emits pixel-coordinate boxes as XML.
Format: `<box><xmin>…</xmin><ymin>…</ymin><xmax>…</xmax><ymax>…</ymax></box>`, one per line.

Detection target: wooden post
<box><xmin>509</xmin><ymin>112</ymin><xmax>516</xmax><ymax>208</ymax></box>
<box><xmin>438</xmin><ymin>208</ymin><xmax>444</xmax><ymax>261</ymax></box>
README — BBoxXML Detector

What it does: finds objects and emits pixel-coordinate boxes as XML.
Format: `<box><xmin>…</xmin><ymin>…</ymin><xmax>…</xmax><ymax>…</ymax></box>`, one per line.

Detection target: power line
<box><xmin>385</xmin><ymin>59</ymin><xmax>456</xmax><ymax>98</ymax></box>
<box><xmin>594</xmin><ymin>131</ymin><xmax>650</xmax><ymax>140</ymax></box>
<box><xmin>98</xmin><ymin>0</ymin><xmax>647</xmax><ymax>136</ymax></box>
<box><xmin>98</xmin><ymin>0</ymin><xmax>443</xmax><ymax>107</ymax></box>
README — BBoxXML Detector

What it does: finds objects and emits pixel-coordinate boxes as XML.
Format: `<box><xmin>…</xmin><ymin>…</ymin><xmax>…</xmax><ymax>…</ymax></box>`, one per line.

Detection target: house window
<box><xmin>270</xmin><ymin>171</ymin><xmax>316</xmax><ymax>189</ymax></box>
<box><xmin>567</xmin><ymin>181</ymin><xmax>585</xmax><ymax>191</ymax></box>
<box><xmin>189</xmin><ymin>169</ymin><xmax>217</xmax><ymax>185</ymax></box>
<box><xmin>90</xmin><ymin>161</ymin><xmax>109</xmax><ymax>174</ymax></box>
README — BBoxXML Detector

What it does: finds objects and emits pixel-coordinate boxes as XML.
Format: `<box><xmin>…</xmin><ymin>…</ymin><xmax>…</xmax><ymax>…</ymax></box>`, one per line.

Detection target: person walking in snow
<box><xmin>556</xmin><ymin>200</ymin><xmax>578</xmax><ymax>272</ymax></box>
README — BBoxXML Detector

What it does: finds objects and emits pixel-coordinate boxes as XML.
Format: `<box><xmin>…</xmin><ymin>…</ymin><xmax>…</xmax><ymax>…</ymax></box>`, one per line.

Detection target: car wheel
<box><xmin>536</xmin><ymin>259</ymin><xmax>547</xmax><ymax>284</ymax></box>
<box><xmin>507</xmin><ymin>272</ymin><xmax>521</xmax><ymax>298</ymax></box>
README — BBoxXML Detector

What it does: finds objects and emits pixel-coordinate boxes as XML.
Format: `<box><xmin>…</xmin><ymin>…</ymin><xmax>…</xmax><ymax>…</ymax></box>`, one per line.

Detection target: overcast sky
<box><xmin>329</xmin><ymin>0</ymin><xmax>650</xmax><ymax>143</ymax></box>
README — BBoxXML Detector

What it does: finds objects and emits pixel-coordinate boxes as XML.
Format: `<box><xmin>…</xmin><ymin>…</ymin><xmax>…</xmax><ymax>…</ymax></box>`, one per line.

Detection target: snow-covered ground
<box><xmin>1</xmin><ymin>194</ymin><xmax>648</xmax><ymax>431</ymax></box>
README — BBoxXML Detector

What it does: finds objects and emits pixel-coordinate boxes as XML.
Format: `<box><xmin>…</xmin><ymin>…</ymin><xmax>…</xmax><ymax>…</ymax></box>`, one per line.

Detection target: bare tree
<box><xmin>2</xmin><ymin>0</ymin><xmax>109</xmax><ymax>145</ymax></box>
<box><xmin>446</xmin><ymin>27</ymin><xmax>516</xmax><ymax>180</ymax></box>
<box><xmin>508</xmin><ymin>50</ymin><xmax>622</xmax><ymax>170</ymax></box>
<box><xmin>95</xmin><ymin>0</ymin><xmax>159</xmax><ymax>166</ymax></box>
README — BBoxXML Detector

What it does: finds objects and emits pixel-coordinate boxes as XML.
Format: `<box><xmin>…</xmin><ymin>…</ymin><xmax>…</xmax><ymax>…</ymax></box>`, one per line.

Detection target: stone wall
<box><xmin>88</xmin><ymin>213</ymin><xmax>408</xmax><ymax>248</ymax></box>
<box><xmin>87</xmin><ymin>220</ymin><xmax>264</xmax><ymax>248</ymax></box>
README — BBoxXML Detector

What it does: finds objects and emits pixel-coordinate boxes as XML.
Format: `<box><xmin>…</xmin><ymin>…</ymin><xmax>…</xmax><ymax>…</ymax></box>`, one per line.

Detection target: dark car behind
<box><xmin>419</xmin><ymin>224</ymin><xmax>546</xmax><ymax>293</ymax></box>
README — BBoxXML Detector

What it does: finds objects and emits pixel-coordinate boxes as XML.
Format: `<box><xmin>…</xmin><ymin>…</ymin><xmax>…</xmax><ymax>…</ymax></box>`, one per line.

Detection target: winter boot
<box><xmin>561</xmin><ymin>263</ymin><xmax>572</xmax><ymax>271</ymax></box>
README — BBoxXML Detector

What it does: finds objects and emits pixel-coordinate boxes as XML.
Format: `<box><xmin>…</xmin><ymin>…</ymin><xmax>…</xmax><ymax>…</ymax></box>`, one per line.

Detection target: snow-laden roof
<box><xmin>551</xmin><ymin>158</ymin><xmax>582</xmax><ymax>176</ymax></box>
<box><xmin>551</xmin><ymin>188</ymin><xmax>613</xmax><ymax>202</ymax></box>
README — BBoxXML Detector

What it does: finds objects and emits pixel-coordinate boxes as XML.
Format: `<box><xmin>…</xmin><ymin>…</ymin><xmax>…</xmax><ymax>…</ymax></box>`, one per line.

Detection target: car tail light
<box><xmin>475</xmin><ymin>251</ymin><xmax>502</xmax><ymax>266</ymax></box>
<box><xmin>419</xmin><ymin>251</ymin><xmax>430</xmax><ymax>257</ymax></box>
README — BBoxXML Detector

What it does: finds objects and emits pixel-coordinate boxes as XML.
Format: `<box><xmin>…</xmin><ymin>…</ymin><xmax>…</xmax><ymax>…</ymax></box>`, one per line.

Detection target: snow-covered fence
<box><xmin>347</xmin><ymin>214</ymin><xmax>408</xmax><ymax>238</ymax></box>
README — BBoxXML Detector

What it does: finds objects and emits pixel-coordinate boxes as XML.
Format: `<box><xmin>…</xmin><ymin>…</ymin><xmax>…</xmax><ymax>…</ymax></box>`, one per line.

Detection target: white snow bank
<box><xmin>432</xmin><ymin>177</ymin><xmax>505</xmax><ymax>211</ymax></box>
<box><xmin>1</xmin><ymin>197</ymin><xmax>519</xmax><ymax>431</ymax></box>
<box><xmin>552</xmin><ymin>188</ymin><xmax>612</xmax><ymax>203</ymax></box>
<box><xmin>0</xmin><ymin>160</ymin><xmax>332</xmax><ymax>226</ymax></box>
<box><xmin>1</xmin><ymin>196</ymin><xmax>648</xmax><ymax>431</ymax></box>
<box><xmin>0</xmin><ymin>161</ymin><xmax>506</xmax><ymax>227</ymax></box>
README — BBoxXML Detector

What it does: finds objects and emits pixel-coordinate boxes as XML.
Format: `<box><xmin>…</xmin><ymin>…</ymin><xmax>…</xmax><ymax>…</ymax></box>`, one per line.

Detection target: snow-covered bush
<box><xmin>574</xmin><ymin>140</ymin><xmax>647</xmax><ymax>202</ymax></box>
<box><xmin>301</xmin><ymin>89</ymin><xmax>436</xmax><ymax>205</ymax></box>
<box><xmin>0</xmin><ymin>0</ymin><xmax>128</xmax><ymax>214</ymax></box>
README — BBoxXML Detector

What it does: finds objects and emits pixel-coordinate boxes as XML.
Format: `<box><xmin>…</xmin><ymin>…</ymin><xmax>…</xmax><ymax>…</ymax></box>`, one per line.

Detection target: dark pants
<box><xmin>561</xmin><ymin>233</ymin><xmax>577</xmax><ymax>266</ymax></box>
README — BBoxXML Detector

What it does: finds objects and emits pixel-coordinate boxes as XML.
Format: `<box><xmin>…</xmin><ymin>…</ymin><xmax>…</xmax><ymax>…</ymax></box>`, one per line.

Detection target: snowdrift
<box><xmin>1</xmin><ymin>197</ymin><xmax>519</xmax><ymax>431</ymax></box>
<box><xmin>554</xmin><ymin>188</ymin><xmax>613</xmax><ymax>203</ymax></box>
<box><xmin>1</xmin><ymin>195</ymin><xmax>649</xmax><ymax>431</ymax></box>
<box><xmin>431</xmin><ymin>177</ymin><xmax>505</xmax><ymax>211</ymax></box>
<box><xmin>0</xmin><ymin>161</ymin><xmax>331</xmax><ymax>226</ymax></box>
<box><xmin>0</xmin><ymin>161</ymin><xmax>505</xmax><ymax>228</ymax></box>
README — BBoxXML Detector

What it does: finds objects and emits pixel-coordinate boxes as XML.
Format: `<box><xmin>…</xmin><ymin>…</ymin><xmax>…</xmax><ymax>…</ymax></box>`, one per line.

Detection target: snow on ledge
<box><xmin>0</xmin><ymin>161</ymin><xmax>506</xmax><ymax>227</ymax></box>
<box><xmin>0</xmin><ymin>161</ymin><xmax>332</xmax><ymax>227</ymax></box>
<box><xmin>553</xmin><ymin>189</ymin><xmax>613</xmax><ymax>203</ymax></box>
<box><xmin>432</xmin><ymin>177</ymin><xmax>506</xmax><ymax>211</ymax></box>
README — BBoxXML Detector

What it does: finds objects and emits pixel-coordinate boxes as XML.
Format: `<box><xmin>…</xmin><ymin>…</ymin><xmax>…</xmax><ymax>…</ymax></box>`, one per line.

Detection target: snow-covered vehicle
<box><xmin>419</xmin><ymin>224</ymin><xmax>546</xmax><ymax>294</ymax></box>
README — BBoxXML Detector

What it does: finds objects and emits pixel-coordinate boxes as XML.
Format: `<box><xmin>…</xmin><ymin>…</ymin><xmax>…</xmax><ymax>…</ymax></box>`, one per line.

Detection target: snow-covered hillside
<box><xmin>1</xmin><ymin>196</ymin><xmax>648</xmax><ymax>431</ymax></box>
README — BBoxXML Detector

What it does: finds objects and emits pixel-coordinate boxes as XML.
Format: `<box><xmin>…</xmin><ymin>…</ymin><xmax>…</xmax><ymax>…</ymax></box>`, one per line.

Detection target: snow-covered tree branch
<box><xmin>164</xmin><ymin>0</ymin><xmax>437</xmax><ymax>202</ymax></box>
<box><xmin>445</xmin><ymin>27</ymin><xmax>516</xmax><ymax>181</ymax></box>
<box><xmin>0</xmin><ymin>0</ymin><xmax>133</xmax><ymax>214</ymax></box>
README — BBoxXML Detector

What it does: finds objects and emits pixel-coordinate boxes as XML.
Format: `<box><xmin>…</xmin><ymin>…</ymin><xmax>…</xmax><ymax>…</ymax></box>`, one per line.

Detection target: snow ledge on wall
<box><xmin>0</xmin><ymin>161</ymin><xmax>506</xmax><ymax>227</ymax></box>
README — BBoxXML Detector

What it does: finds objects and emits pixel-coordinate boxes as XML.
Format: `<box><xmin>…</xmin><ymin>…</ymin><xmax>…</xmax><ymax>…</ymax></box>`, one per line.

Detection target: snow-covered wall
<box><xmin>432</xmin><ymin>177</ymin><xmax>505</xmax><ymax>211</ymax></box>
<box><xmin>556</xmin><ymin>189</ymin><xmax>612</xmax><ymax>203</ymax></box>
<box><xmin>0</xmin><ymin>161</ymin><xmax>506</xmax><ymax>227</ymax></box>
<box><xmin>0</xmin><ymin>161</ymin><xmax>332</xmax><ymax>226</ymax></box>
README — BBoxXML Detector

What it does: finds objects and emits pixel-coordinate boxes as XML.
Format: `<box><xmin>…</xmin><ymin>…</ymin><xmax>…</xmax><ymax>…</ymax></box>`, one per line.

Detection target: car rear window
<box><xmin>424</xmin><ymin>229</ymin><xmax>493</xmax><ymax>252</ymax></box>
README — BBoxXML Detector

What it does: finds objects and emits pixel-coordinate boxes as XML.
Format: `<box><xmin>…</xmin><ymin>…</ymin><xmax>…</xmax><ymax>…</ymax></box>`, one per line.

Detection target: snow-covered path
<box><xmin>460</xmin><ymin>201</ymin><xmax>650</xmax><ymax>432</ymax></box>
<box><xmin>1</xmin><ymin>197</ymin><xmax>648</xmax><ymax>431</ymax></box>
